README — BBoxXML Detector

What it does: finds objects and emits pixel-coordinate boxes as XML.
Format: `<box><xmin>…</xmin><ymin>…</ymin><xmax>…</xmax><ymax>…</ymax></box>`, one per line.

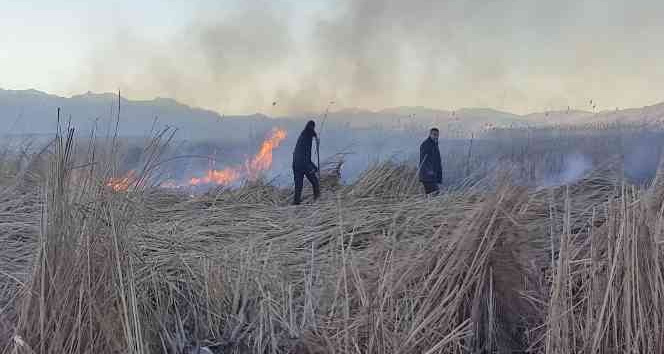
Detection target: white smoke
<box><xmin>541</xmin><ymin>153</ymin><xmax>592</xmax><ymax>187</ymax></box>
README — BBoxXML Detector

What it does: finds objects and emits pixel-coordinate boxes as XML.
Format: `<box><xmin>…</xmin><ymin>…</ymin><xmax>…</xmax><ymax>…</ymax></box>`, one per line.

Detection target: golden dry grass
<box><xmin>1</xmin><ymin>129</ymin><xmax>664</xmax><ymax>353</ymax></box>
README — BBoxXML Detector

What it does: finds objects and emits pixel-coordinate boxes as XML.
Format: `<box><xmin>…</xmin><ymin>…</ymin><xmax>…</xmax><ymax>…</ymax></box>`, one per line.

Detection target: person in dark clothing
<box><xmin>292</xmin><ymin>120</ymin><xmax>321</xmax><ymax>205</ymax></box>
<box><xmin>419</xmin><ymin>128</ymin><xmax>442</xmax><ymax>195</ymax></box>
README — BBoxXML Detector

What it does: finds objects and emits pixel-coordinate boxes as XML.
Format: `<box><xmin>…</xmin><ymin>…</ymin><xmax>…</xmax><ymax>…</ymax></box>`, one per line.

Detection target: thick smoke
<box><xmin>72</xmin><ymin>0</ymin><xmax>664</xmax><ymax>116</ymax></box>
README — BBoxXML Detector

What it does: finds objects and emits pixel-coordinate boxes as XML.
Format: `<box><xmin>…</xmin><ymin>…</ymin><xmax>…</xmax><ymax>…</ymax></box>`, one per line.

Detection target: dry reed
<box><xmin>1</xmin><ymin>127</ymin><xmax>664</xmax><ymax>354</ymax></box>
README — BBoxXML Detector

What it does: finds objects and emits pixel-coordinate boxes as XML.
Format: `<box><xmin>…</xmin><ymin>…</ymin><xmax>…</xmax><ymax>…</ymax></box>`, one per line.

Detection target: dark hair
<box><xmin>430</xmin><ymin>128</ymin><xmax>439</xmax><ymax>133</ymax></box>
<box><xmin>305</xmin><ymin>120</ymin><xmax>316</xmax><ymax>130</ymax></box>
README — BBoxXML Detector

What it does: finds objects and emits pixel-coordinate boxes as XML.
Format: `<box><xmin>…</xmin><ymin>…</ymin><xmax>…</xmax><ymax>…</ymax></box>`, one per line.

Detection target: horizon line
<box><xmin>2</xmin><ymin>87</ymin><xmax>663</xmax><ymax>119</ymax></box>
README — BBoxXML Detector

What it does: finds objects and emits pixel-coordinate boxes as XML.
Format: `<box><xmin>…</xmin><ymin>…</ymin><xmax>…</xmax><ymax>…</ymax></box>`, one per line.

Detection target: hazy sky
<box><xmin>1</xmin><ymin>0</ymin><xmax>663</xmax><ymax>115</ymax></box>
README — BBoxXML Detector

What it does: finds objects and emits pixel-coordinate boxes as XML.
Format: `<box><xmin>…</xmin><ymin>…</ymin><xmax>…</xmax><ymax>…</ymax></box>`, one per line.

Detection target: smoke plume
<box><xmin>72</xmin><ymin>0</ymin><xmax>664</xmax><ymax>115</ymax></box>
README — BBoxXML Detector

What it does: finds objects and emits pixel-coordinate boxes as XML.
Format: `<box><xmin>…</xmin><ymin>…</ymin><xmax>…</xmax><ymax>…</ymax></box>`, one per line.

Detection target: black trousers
<box><xmin>422</xmin><ymin>182</ymin><xmax>440</xmax><ymax>195</ymax></box>
<box><xmin>293</xmin><ymin>168</ymin><xmax>320</xmax><ymax>204</ymax></box>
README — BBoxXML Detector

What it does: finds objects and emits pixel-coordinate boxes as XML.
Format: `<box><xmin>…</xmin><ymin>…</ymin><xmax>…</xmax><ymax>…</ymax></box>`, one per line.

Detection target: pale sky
<box><xmin>1</xmin><ymin>0</ymin><xmax>663</xmax><ymax>115</ymax></box>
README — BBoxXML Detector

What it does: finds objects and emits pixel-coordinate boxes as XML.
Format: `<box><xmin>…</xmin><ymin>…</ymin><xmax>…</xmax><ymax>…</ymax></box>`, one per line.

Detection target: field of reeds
<box><xmin>1</xmin><ymin>124</ymin><xmax>664</xmax><ymax>354</ymax></box>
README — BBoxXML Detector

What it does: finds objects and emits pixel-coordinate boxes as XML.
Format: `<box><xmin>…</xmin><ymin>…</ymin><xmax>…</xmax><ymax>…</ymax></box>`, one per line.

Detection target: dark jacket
<box><xmin>292</xmin><ymin>121</ymin><xmax>318</xmax><ymax>171</ymax></box>
<box><xmin>419</xmin><ymin>137</ymin><xmax>442</xmax><ymax>183</ymax></box>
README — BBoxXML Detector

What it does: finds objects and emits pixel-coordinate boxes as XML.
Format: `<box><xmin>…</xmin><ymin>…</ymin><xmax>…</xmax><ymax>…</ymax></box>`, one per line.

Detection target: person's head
<box><xmin>305</xmin><ymin>120</ymin><xmax>316</xmax><ymax>131</ymax></box>
<box><xmin>429</xmin><ymin>128</ymin><xmax>439</xmax><ymax>141</ymax></box>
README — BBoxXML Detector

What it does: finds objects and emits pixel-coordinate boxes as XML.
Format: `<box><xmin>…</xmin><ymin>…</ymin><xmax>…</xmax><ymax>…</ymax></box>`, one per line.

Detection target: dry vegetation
<box><xmin>1</xmin><ymin>125</ymin><xmax>664</xmax><ymax>354</ymax></box>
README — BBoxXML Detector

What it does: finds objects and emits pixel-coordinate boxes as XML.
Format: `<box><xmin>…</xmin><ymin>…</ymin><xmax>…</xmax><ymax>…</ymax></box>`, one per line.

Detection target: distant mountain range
<box><xmin>0</xmin><ymin>89</ymin><xmax>284</xmax><ymax>142</ymax></box>
<box><xmin>2</xmin><ymin>89</ymin><xmax>664</xmax><ymax>141</ymax></box>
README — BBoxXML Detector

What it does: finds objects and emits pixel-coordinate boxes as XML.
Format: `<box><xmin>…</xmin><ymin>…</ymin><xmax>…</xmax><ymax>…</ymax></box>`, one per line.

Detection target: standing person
<box><xmin>292</xmin><ymin>120</ymin><xmax>321</xmax><ymax>205</ymax></box>
<box><xmin>419</xmin><ymin>128</ymin><xmax>442</xmax><ymax>195</ymax></box>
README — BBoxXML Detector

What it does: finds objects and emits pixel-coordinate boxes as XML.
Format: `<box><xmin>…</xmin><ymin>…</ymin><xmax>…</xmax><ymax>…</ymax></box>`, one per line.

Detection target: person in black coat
<box><xmin>419</xmin><ymin>128</ymin><xmax>442</xmax><ymax>195</ymax></box>
<box><xmin>292</xmin><ymin>120</ymin><xmax>321</xmax><ymax>205</ymax></box>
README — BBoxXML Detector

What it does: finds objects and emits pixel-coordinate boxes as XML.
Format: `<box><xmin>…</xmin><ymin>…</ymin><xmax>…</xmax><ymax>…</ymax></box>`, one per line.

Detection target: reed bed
<box><xmin>1</xmin><ymin>130</ymin><xmax>664</xmax><ymax>354</ymax></box>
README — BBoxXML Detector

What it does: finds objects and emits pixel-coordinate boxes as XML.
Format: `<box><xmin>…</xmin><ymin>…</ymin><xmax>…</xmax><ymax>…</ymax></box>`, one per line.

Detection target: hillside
<box><xmin>3</xmin><ymin>90</ymin><xmax>664</xmax><ymax>142</ymax></box>
<box><xmin>0</xmin><ymin>89</ymin><xmax>281</xmax><ymax>142</ymax></box>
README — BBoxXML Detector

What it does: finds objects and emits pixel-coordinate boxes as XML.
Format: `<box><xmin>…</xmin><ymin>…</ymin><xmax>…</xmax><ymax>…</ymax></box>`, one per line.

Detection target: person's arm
<box><xmin>436</xmin><ymin>150</ymin><xmax>443</xmax><ymax>183</ymax></box>
<box><xmin>419</xmin><ymin>142</ymin><xmax>427</xmax><ymax>164</ymax></box>
<box><xmin>419</xmin><ymin>142</ymin><xmax>432</xmax><ymax>176</ymax></box>
<box><xmin>304</xmin><ymin>134</ymin><xmax>312</xmax><ymax>162</ymax></box>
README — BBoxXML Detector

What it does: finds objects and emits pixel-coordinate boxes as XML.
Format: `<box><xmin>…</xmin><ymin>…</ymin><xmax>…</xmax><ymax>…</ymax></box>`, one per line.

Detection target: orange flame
<box><xmin>107</xmin><ymin>170</ymin><xmax>136</xmax><ymax>192</ymax></box>
<box><xmin>188</xmin><ymin>127</ymin><xmax>287</xmax><ymax>187</ymax></box>
<box><xmin>246</xmin><ymin>128</ymin><xmax>287</xmax><ymax>179</ymax></box>
<box><xmin>189</xmin><ymin>167</ymin><xmax>241</xmax><ymax>186</ymax></box>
